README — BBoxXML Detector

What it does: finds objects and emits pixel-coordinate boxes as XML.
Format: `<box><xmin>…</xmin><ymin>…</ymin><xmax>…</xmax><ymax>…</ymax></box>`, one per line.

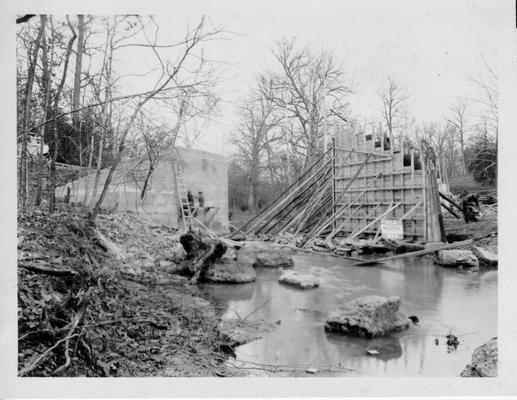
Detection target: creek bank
<box><xmin>460</xmin><ymin>338</ymin><xmax>498</xmax><ymax>377</ymax></box>
<box><xmin>18</xmin><ymin>207</ymin><xmax>237</xmax><ymax>377</ymax></box>
<box><xmin>218</xmin><ymin>319</ymin><xmax>276</xmax><ymax>348</ymax></box>
<box><xmin>325</xmin><ymin>296</ymin><xmax>410</xmax><ymax>338</ymax></box>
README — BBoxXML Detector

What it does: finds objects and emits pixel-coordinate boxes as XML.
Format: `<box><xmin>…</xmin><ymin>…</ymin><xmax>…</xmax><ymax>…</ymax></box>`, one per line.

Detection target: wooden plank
<box><xmin>439</xmin><ymin>191</ymin><xmax>463</xmax><ymax>212</ymax></box>
<box><xmin>243</xmin><ymin>158</ymin><xmax>332</xmax><ymax>234</ymax></box>
<box><xmin>398</xmin><ymin>200</ymin><xmax>423</xmax><ymax>220</ymax></box>
<box><xmin>334</xmin><ymin>146</ymin><xmax>392</xmax><ymax>158</ymax></box>
<box><xmin>347</xmin><ymin>202</ymin><xmax>402</xmax><ymax>240</ymax></box>
<box><xmin>429</xmin><ymin>168</ymin><xmax>446</xmax><ymax>241</ymax></box>
<box><xmin>276</xmin><ymin>176</ymin><xmax>333</xmax><ymax>235</ymax></box>
<box><xmin>335</xmin><ymin>185</ymin><xmax>425</xmax><ymax>192</ymax></box>
<box><xmin>260</xmin><ymin>167</ymin><xmax>333</xmax><ymax>235</ymax></box>
<box><xmin>327</xmin><ymin>201</ymin><xmax>383</xmax><ymax>241</ymax></box>
<box><xmin>354</xmin><ymin>239</ymin><xmax>473</xmax><ymax>266</ymax></box>
<box><xmin>233</xmin><ymin>149</ymin><xmax>331</xmax><ymax>236</ymax></box>
<box><xmin>301</xmin><ymin>159</ymin><xmax>377</xmax><ymax>246</ymax></box>
<box><xmin>441</xmin><ymin>202</ymin><xmax>461</xmax><ymax>219</ymax></box>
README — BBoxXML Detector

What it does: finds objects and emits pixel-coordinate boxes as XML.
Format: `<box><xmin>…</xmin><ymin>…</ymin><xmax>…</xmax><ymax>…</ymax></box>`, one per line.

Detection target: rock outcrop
<box><xmin>237</xmin><ymin>241</ymin><xmax>294</xmax><ymax>269</ymax></box>
<box><xmin>279</xmin><ymin>271</ymin><xmax>319</xmax><ymax>289</ymax></box>
<box><xmin>203</xmin><ymin>261</ymin><xmax>256</xmax><ymax>283</ymax></box>
<box><xmin>460</xmin><ymin>338</ymin><xmax>498</xmax><ymax>377</ymax></box>
<box><xmin>325</xmin><ymin>296</ymin><xmax>410</xmax><ymax>338</ymax></box>
<box><xmin>472</xmin><ymin>246</ymin><xmax>498</xmax><ymax>267</ymax></box>
<box><xmin>435</xmin><ymin>249</ymin><xmax>479</xmax><ymax>270</ymax></box>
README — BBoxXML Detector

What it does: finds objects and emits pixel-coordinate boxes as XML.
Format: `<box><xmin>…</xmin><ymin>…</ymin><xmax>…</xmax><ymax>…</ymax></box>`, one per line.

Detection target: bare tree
<box><xmin>470</xmin><ymin>54</ymin><xmax>498</xmax><ymax>140</ymax></box>
<box><xmin>419</xmin><ymin>122</ymin><xmax>456</xmax><ymax>186</ymax></box>
<box><xmin>48</xmin><ymin>18</ymin><xmax>77</xmax><ymax>212</ymax></box>
<box><xmin>447</xmin><ymin>99</ymin><xmax>468</xmax><ymax>174</ymax></box>
<box><xmin>379</xmin><ymin>77</ymin><xmax>408</xmax><ymax>146</ymax></box>
<box><xmin>18</xmin><ymin>18</ymin><xmax>44</xmax><ymax>209</ymax></box>
<box><xmin>267</xmin><ymin>39</ymin><xmax>352</xmax><ymax>168</ymax></box>
<box><xmin>233</xmin><ymin>79</ymin><xmax>283</xmax><ymax>211</ymax></box>
<box><xmin>72</xmin><ymin>15</ymin><xmax>85</xmax><ymax>131</ymax></box>
<box><xmin>90</xmin><ymin>17</ymin><xmax>224</xmax><ymax>220</ymax></box>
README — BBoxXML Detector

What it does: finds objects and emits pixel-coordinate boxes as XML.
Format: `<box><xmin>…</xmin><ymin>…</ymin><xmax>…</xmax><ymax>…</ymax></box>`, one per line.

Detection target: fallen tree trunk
<box><xmin>19</xmin><ymin>262</ymin><xmax>79</xmax><ymax>277</ymax></box>
<box><xmin>94</xmin><ymin>229</ymin><xmax>126</xmax><ymax>260</ymax></box>
<box><xmin>180</xmin><ymin>230</ymin><xmax>227</xmax><ymax>283</ymax></box>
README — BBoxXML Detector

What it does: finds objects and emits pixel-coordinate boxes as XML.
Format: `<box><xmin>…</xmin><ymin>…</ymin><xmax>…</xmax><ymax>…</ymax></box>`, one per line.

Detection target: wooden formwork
<box><xmin>234</xmin><ymin>128</ymin><xmax>444</xmax><ymax>244</ymax></box>
<box><xmin>332</xmin><ymin>128</ymin><xmax>443</xmax><ymax>242</ymax></box>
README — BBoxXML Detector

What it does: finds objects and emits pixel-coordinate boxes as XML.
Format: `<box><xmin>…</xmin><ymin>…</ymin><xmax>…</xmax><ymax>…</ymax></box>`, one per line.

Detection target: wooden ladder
<box><xmin>174</xmin><ymin>163</ymin><xmax>194</xmax><ymax>229</ymax></box>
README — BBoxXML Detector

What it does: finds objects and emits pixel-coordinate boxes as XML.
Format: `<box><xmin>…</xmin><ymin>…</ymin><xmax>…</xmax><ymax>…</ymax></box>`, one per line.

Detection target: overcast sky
<box><xmin>15</xmin><ymin>0</ymin><xmax>507</xmax><ymax>155</ymax></box>
<box><xmin>141</xmin><ymin>0</ymin><xmax>502</xmax><ymax>155</ymax></box>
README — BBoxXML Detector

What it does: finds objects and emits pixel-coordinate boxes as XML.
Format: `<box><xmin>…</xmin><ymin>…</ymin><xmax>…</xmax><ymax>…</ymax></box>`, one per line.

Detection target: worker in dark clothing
<box><xmin>198</xmin><ymin>191</ymin><xmax>205</xmax><ymax>208</ymax></box>
<box><xmin>186</xmin><ymin>190</ymin><xmax>195</xmax><ymax>212</ymax></box>
<box><xmin>461</xmin><ymin>192</ymin><xmax>480</xmax><ymax>223</ymax></box>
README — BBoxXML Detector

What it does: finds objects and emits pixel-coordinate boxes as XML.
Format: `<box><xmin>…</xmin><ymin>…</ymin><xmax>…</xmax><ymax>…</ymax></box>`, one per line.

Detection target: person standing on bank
<box><xmin>193</xmin><ymin>191</ymin><xmax>205</xmax><ymax>217</ymax></box>
<box><xmin>186</xmin><ymin>190</ymin><xmax>195</xmax><ymax>212</ymax></box>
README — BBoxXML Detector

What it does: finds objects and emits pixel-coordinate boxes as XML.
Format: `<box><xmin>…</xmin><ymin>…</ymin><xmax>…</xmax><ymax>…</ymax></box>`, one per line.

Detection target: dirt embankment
<box><xmin>443</xmin><ymin>203</ymin><xmax>497</xmax><ymax>251</ymax></box>
<box><xmin>17</xmin><ymin>205</ymin><xmax>234</xmax><ymax>377</ymax></box>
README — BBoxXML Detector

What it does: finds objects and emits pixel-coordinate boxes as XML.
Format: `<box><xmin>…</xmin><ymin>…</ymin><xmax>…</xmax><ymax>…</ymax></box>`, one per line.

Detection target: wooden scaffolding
<box><xmin>234</xmin><ymin>128</ymin><xmax>445</xmax><ymax>245</ymax></box>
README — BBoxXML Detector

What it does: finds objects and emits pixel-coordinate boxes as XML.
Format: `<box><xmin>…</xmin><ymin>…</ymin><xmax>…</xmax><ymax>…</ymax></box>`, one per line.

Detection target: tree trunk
<box><xmin>19</xmin><ymin>18</ymin><xmax>43</xmax><ymax>210</ymax></box>
<box><xmin>90</xmin><ymin>30</ymin><xmax>113</xmax><ymax>209</ymax></box>
<box><xmin>82</xmin><ymin>135</ymin><xmax>94</xmax><ymax>205</ymax></box>
<box><xmin>459</xmin><ymin>129</ymin><xmax>466</xmax><ymax>175</ymax></box>
<box><xmin>49</xmin><ymin>20</ymin><xmax>76</xmax><ymax>213</ymax></box>
<box><xmin>35</xmin><ymin>15</ymin><xmax>50</xmax><ymax>207</ymax></box>
<box><xmin>72</xmin><ymin>15</ymin><xmax>85</xmax><ymax>130</ymax></box>
<box><xmin>89</xmin><ymin>134</ymin><xmax>105</xmax><ymax>208</ymax></box>
<box><xmin>90</xmin><ymin>17</ymin><xmax>206</xmax><ymax>221</ymax></box>
<box><xmin>247</xmin><ymin>152</ymin><xmax>259</xmax><ymax>211</ymax></box>
<box><xmin>247</xmin><ymin>173</ymin><xmax>256</xmax><ymax>212</ymax></box>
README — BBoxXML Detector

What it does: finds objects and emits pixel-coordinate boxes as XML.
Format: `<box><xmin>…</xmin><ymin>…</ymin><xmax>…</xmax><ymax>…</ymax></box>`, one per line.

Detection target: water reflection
<box><xmin>200</xmin><ymin>252</ymin><xmax>497</xmax><ymax>376</ymax></box>
<box><xmin>326</xmin><ymin>332</ymin><xmax>403</xmax><ymax>361</ymax></box>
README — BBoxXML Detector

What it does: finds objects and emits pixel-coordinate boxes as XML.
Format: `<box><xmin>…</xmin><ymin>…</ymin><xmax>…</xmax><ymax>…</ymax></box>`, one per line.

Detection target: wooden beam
<box><xmin>325</xmin><ymin>203</ymin><xmax>364</xmax><ymax>241</ymax></box>
<box><xmin>441</xmin><ymin>202</ymin><xmax>461</xmax><ymax>219</ymax></box>
<box><xmin>439</xmin><ymin>191</ymin><xmax>463</xmax><ymax>212</ymax></box>
<box><xmin>232</xmin><ymin>148</ymin><xmax>331</xmax><ymax>236</ymax></box>
<box><xmin>334</xmin><ymin>146</ymin><xmax>393</xmax><ymax>158</ymax></box>
<box><xmin>347</xmin><ymin>202</ymin><xmax>402</xmax><ymax>240</ymax></box>
<box><xmin>301</xmin><ymin>156</ymin><xmax>375</xmax><ymax>246</ymax></box>
<box><xmin>326</xmin><ymin>201</ymin><xmax>382</xmax><ymax>242</ymax></box>
<box><xmin>259</xmin><ymin>167</ymin><xmax>333</xmax><ymax>235</ymax></box>
<box><xmin>354</xmin><ymin>239</ymin><xmax>473</xmax><ymax>266</ymax></box>
<box><xmin>243</xmin><ymin>158</ymin><xmax>332</xmax><ymax>234</ymax></box>
<box><xmin>398</xmin><ymin>200</ymin><xmax>423</xmax><ymax>221</ymax></box>
<box><xmin>264</xmin><ymin>172</ymin><xmax>332</xmax><ymax>236</ymax></box>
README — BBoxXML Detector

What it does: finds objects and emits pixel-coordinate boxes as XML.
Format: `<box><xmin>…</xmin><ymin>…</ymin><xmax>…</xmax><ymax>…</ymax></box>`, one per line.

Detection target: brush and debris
<box><xmin>17</xmin><ymin>206</ymin><xmax>241</xmax><ymax>377</ymax></box>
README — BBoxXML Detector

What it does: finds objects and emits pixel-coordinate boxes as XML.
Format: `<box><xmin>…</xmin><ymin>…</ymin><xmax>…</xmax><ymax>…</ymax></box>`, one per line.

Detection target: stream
<box><xmin>199</xmin><ymin>253</ymin><xmax>497</xmax><ymax>377</ymax></box>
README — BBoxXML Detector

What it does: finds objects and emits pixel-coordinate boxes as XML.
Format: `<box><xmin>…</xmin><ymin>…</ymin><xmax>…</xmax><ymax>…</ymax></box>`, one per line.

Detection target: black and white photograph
<box><xmin>2</xmin><ymin>0</ymin><xmax>516</xmax><ymax>397</ymax></box>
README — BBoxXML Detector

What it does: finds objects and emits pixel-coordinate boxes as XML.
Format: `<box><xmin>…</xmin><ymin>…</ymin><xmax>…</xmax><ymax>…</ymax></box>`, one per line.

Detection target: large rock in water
<box><xmin>279</xmin><ymin>271</ymin><xmax>319</xmax><ymax>289</ymax></box>
<box><xmin>237</xmin><ymin>241</ymin><xmax>294</xmax><ymax>269</ymax></box>
<box><xmin>436</xmin><ymin>250</ymin><xmax>479</xmax><ymax>270</ymax></box>
<box><xmin>472</xmin><ymin>246</ymin><xmax>498</xmax><ymax>267</ymax></box>
<box><xmin>460</xmin><ymin>338</ymin><xmax>498</xmax><ymax>377</ymax></box>
<box><xmin>203</xmin><ymin>261</ymin><xmax>256</xmax><ymax>283</ymax></box>
<box><xmin>325</xmin><ymin>296</ymin><xmax>410</xmax><ymax>338</ymax></box>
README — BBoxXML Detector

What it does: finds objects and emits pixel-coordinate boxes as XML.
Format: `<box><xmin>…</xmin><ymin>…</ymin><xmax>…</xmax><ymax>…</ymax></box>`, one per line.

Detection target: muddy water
<box><xmin>199</xmin><ymin>253</ymin><xmax>497</xmax><ymax>377</ymax></box>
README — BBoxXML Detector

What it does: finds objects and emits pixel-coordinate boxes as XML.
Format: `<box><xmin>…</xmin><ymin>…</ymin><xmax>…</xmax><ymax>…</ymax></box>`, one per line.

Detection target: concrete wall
<box><xmin>58</xmin><ymin>147</ymin><xmax>229</xmax><ymax>233</ymax></box>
